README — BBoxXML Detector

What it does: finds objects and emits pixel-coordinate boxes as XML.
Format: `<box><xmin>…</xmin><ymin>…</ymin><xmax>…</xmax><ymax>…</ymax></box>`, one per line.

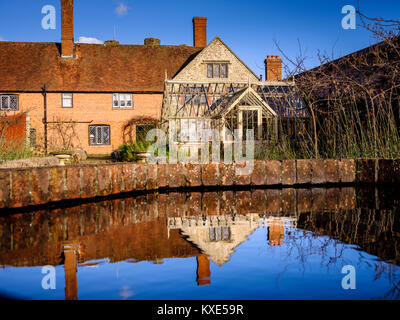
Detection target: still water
<box><xmin>0</xmin><ymin>187</ymin><xmax>399</xmax><ymax>300</ymax></box>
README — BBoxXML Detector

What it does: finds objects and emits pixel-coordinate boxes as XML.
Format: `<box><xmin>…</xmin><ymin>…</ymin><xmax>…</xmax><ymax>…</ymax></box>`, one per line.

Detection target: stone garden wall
<box><xmin>0</xmin><ymin>159</ymin><xmax>398</xmax><ymax>209</ymax></box>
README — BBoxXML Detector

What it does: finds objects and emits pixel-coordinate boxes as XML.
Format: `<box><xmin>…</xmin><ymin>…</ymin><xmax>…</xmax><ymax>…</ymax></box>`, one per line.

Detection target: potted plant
<box><xmin>118</xmin><ymin>141</ymin><xmax>152</xmax><ymax>163</ymax></box>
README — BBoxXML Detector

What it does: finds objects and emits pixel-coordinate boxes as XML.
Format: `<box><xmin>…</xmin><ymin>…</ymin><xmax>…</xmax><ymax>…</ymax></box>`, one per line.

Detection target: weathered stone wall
<box><xmin>174</xmin><ymin>38</ymin><xmax>259</xmax><ymax>82</ymax></box>
<box><xmin>0</xmin><ymin>158</ymin><xmax>398</xmax><ymax>210</ymax></box>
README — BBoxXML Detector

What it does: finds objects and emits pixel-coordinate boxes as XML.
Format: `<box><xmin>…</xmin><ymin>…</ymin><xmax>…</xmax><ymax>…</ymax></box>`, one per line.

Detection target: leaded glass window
<box><xmin>89</xmin><ymin>125</ymin><xmax>110</xmax><ymax>145</ymax></box>
<box><xmin>0</xmin><ymin>95</ymin><xmax>19</xmax><ymax>111</ymax></box>
<box><xmin>207</xmin><ymin>63</ymin><xmax>228</xmax><ymax>78</ymax></box>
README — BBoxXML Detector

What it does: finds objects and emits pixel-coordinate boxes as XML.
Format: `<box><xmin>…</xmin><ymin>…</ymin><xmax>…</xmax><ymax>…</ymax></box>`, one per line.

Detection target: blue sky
<box><xmin>0</xmin><ymin>0</ymin><xmax>399</xmax><ymax>76</ymax></box>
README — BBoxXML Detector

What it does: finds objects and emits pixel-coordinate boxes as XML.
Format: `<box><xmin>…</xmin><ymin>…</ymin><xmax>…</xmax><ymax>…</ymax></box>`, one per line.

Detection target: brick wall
<box><xmin>265</xmin><ymin>56</ymin><xmax>282</xmax><ymax>81</ymax></box>
<box><xmin>2</xmin><ymin>92</ymin><xmax>162</xmax><ymax>154</ymax></box>
<box><xmin>193</xmin><ymin>17</ymin><xmax>207</xmax><ymax>48</ymax></box>
<box><xmin>0</xmin><ymin>158</ymin><xmax>399</xmax><ymax>209</ymax></box>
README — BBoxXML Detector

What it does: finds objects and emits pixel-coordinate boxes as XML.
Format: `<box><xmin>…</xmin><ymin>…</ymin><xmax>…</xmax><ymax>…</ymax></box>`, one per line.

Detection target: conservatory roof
<box><xmin>162</xmin><ymin>81</ymin><xmax>309</xmax><ymax>119</ymax></box>
<box><xmin>211</xmin><ymin>86</ymin><xmax>277</xmax><ymax>118</ymax></box>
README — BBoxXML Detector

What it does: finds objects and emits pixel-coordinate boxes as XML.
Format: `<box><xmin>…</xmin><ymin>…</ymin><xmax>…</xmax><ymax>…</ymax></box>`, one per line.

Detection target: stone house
<box><xmin>0</xmin><ymin>0</ymin><xmax>307</xmax><ymax>155</ymax></box>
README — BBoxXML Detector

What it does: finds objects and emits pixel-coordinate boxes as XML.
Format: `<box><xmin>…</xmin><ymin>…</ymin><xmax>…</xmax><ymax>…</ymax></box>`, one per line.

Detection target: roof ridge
<box><xmin>0</xmin><ymin>41</ymin><xmax>59</xmax><ymax>45</ymax></box>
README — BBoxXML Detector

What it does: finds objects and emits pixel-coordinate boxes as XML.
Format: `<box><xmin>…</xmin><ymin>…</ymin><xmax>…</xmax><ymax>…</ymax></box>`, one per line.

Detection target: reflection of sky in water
<box><xmin>0</xmin><ymin>225</ymin><xmax>399</xmax><ymax>300</ymax></box>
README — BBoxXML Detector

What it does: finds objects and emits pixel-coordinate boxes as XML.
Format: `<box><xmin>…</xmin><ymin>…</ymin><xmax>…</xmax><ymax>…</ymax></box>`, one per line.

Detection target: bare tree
<box><xmin>274</xmin><ymin>9</ymin><xmax>400</xmax><ymax>159</ymax></box>
<box><xmin>47</xmin><ymin>117</ymin><xmax>83</xmax><ymax>153</ymax></box>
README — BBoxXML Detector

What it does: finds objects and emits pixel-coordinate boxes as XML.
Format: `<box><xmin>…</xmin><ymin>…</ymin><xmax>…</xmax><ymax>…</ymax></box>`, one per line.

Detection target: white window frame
<box><xmin>113</xmin><ymin>93</ymin><xmax>133</xmax><ymax>109</ymax></box>
<box><xmin>62</xmin><ymin>93</ymin><xmax>73</xmax><ymax>108</ymax></box>
<box><xmin>238</xmin><ymin>106</ymin><xmax>262</xmax><ymax>141</ymax></box>
<box><xmin>223</xmin><ymin>106</ymin><xmax>262</xmax><ymax>141</ymax></box>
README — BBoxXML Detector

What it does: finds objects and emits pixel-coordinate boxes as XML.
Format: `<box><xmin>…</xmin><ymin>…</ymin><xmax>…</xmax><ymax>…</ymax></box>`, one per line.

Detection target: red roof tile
<box><xmin>0</xmin><ymin>42</ymin><xmax>202</xmax><ymax>92</ymax></box>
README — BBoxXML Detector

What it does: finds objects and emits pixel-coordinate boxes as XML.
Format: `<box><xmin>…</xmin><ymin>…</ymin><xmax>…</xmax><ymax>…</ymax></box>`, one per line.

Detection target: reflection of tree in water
<box><xmin>297</xmin><ymin>209</ymin><xmax>400</xmax><ymax>265</ymax></box>
<box><xmin>277</xmin><ymin>227</ymin><xmax>347</xmax><ymax>278</ymax></box>
<box><xmin>280</xmin><ymin>208</ymin><xmax>400</xmax><ymax>299</ymax></box>
<box><xmin>371</xmin><ymin>263</ymin><xmax>400</xmax><ymax>299</ymax></box>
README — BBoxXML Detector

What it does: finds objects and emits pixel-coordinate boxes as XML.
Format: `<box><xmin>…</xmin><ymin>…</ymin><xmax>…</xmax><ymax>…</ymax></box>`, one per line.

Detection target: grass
<box><xmin>0</xmin><ymin>142</ymin><xmax>37</xmax><ymax>162</ymax></box>
<box><xmin>254</xmin><ymin>99</ymin><xmax>400</xmax><ymax>160</ymax></box>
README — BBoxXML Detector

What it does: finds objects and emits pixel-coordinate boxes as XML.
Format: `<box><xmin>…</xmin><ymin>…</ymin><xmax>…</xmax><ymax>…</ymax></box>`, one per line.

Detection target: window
<box><xmin>183</xmin><ymin>87</ymin><xmax>207</xmax><ymax>105</ymax></box>
<box><xmin>0</xmin><ymin>95</ymin><xmax>19</xmax><ymax>111</ymax></box>
<box><xmin>238</xmin><ymin>108</ymin><xmax>262</xmax><ymax>140</ymax></box>
<box><xmin>220</xmin><ymin>64</ymin><xmax>228</xmax><ymax>78</ymax></box>
<box><xmin>207</xmin><ymin>63</ymin><xmax>228</xmax><ymax>78</ymax></box>
<box><xmin>136</xmin><ymin>124</ymin><xmax>155</xmax><ymax>143</ymax></box>
<box><xmin>89</xmin><ymin>125</ymin><xmax>110</xmax><ymax>146</ymax></box>
<box><xmin>176</xmin><ymin>118</ymin><xmax>211</xmax><ymax>142</ymax></box>
<box><xmin>207</xmin><ymin>64</ymin><xmax>213</xmax><ymax>78</ymax></box>
<box><xmin>213</xmin><ymin>64</ymin><xmax>220</xmax><ymax>78</ymax></box>
<box><xmin>113</xmin><ymin>93</ymin><xmax>133</xmax><ymax>108</ymax></box>
<box><xmin>62</xmin><ymin>93</ymin><xmax>73</xmax><ymax>108</ymax></box>
<box><xmin>209</xmin><ymin>227</ymin><xmax>231</xmax><ymax>241</ymax></box>
<box><xmin>29</xmin><ymin>128</ymin><xmax>36</xmax><ymax>147</ymax></box>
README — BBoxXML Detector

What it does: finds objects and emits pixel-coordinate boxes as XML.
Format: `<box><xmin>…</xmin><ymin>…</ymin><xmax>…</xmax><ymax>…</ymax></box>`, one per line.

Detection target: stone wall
<box><xmin>174</xmin><ymin>38</ymin><xmax>259</xmax><ymax>82</ymax></box>
<box><xmin>0</xmin><ymin>158</ymin><xmax>399</xmax><ymax>209</ymax></box>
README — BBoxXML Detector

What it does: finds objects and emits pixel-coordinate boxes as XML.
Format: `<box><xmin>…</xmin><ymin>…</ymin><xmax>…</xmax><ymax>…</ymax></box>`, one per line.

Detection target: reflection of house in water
<box><xmin>2</xmin><ymin>187</ymin><xmax>373</xmax><ymax>299</ymax></box>
<box><xmin>168</xmin><ymin>214</ymin><xmax>296</xmax><ymax>285</ymax></box>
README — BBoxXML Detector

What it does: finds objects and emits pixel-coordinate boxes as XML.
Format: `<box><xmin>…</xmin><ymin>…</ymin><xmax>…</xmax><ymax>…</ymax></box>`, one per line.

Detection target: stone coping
<box><xmin>0</xmin><ymin>159</ymin><xmax>398</xmax><ymax>209</ymax></box>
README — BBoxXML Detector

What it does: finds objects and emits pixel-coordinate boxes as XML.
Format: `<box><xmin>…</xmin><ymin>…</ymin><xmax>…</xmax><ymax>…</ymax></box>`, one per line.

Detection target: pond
<box><xmin>0</xmin><ymin>186</ymin><xmax>399</xmax><ymax>300</ymax></box>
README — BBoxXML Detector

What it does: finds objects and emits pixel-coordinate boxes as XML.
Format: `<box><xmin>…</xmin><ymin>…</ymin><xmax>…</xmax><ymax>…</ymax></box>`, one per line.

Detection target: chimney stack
<box><xmin>144</xmin><ymin>38</ymin><xmax>161</xmax><ymax>46</ymax></box>
<box><xmin>193</xmin><ymin>17</ymin><xmax>207</xmax><ymax>48</ymax></box>
<box><xmin>61</xmin><ymin>0</ymin><xmax>74</xmax><ymax>58</ymax></box>
<box><xmin>196</xmin><ymin>254</ymin><xmax>211</xmax><ymax>286</ymax></box>
<box><xmin>264</xmin><ymin>55</ymin><xmax>282</xmax><ymax>81</ymax></box>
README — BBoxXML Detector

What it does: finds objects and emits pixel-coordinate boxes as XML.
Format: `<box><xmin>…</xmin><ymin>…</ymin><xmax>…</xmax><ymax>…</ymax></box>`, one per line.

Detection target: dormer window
<box><xmin>113</xmin><ymin>93</ymin><xmax>133</xmax><ymax>109</ymax></box>
<box><xmin>207</xmin><ymin>63</ymin><xmax>228</xmax><ymax>78</ymax></box>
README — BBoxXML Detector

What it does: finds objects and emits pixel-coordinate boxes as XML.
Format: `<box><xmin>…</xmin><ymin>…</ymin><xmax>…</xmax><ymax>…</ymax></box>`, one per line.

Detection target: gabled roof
<box><xmin>214</xmin><ymin>86</ymin><xmax>277</xmax><ymax>118</ymax></box>
<box><xmin>0</xmin><ymin>41</ymin><xmax>202</xmax><ymax>92</ymax></box>
<box><xmin>173</xmin><ymin>37</ymin><xmax>259</xmax><ymax>81</ymax></box>
<box><xmin>180</xmin><ymin>224</ymin><xmax>259</xmax><ymax>266</ymax></box>
<box><xmin>162</xmin><ymin>80</ymin><xmax>309</xmax><ymax>120</ymax></box>
<box><xmin>256</xmin><ymin>84</ymin><xmax>310</xmax><ymax>117</ymax></box>
<box><xmin>292</xmin><ymin>35</ymin><xmax>400</xmax><ymax>100</ymax></box>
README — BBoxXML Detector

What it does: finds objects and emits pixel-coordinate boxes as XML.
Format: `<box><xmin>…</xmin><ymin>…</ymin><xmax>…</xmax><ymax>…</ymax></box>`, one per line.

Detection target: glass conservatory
<box><xmin>161</xmin><ymin>80</ymin><xmax>310</xmax><ymax>144</ymax></box>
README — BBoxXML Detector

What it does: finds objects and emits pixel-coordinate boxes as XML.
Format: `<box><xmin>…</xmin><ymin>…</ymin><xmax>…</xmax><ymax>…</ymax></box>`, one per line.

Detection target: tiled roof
<box><xmin>0</xmin><ymin>42</ymin><xmax>202</xmax><ymax>92</ymax></box>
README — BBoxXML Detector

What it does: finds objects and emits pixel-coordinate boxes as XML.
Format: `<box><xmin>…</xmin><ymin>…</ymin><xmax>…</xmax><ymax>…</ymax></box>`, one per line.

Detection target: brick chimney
<box><xmin>193</xmin><ymin>17</ymin><xmax>207</xmax><ymax>48</ymax></box>
<box><xmin>264</xmin><ymin>55</ymin><xmax>282</xmax><ymax>81</ymax></box>
<box><xmin>144</xmin><ymin>37</ymin><xmax>161</xmax><ymax>46</ymax></box>
<box><xmin>196</xmin><ymin>254</ymin><xmax>211</xmax><ymax>286</ymax></box>
<box><xmin>61</xmin><ymin>0</ymin><xmax>74</xmax><ymax>58</ymax></box>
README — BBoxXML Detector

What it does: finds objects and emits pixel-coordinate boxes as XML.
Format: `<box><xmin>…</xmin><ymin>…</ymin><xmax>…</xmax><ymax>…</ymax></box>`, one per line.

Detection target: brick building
<box><xmin>0</xmin><ymin>0</ymin><xmax>302</xmax><ymax>155</ymax></box>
